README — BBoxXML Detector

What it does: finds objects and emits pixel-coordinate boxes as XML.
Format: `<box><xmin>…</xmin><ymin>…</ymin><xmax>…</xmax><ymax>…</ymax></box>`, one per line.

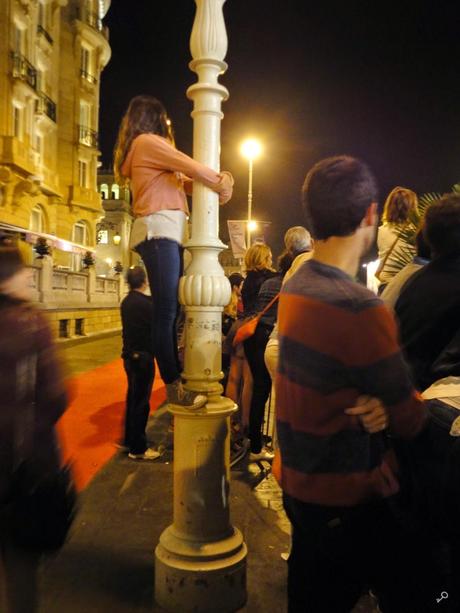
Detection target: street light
<box><xmin>240</xmin><ymin>138</ymin><xmax>262</xmax><ymax>249</ymax></box>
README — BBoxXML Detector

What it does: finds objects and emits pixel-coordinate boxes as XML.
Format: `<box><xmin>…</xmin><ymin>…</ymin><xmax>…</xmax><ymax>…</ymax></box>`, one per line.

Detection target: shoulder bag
<box><xmin>232</xmin><ymin>293</ymin><xmax>279</xmax><ymax>347</ymax></box>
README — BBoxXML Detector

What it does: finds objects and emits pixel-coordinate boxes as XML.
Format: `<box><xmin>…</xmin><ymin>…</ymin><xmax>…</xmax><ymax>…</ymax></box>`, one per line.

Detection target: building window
<box><xmin>79</xmin><ymin>100</ymin><xmax>91</xmax><ymax>127</ymax></box>
<box><xmin>80</xmin><ymin>46</ymin><xmax>96</xmax><ymax>82</ymax></box>
<box><xmin>33</xmin><ymin>132</ymin><xmax>43</xmax><ymax>164</ymax></box>
<box><xmin>73</xmin><ymin>221</ymin><xmax>87</xmax><ymax>246</ymax></box>
<box><xmin>59</xmin><ymin>319</ymin><xmax>70</xmax><ymax>338</ymax></box>
<box><xmin>75</xmin><ymin>318</ymin><xmax>85</xmax><ymax>336</ymax></box>
<box><xmin>78</xmin><ymin>160</ymin><xmax>88</xmax><ymax>187</ymax></box>
<box><xmin>72</xmin><ymin>221</ymin><xmax>88</xmax><ymax>271</ymax></box>
<box><xmin>111</xmin><ymin>184</ymin><xmax>119</xmax><ymax>199</ymax></box>
<box><xmin>100</xmin><ymin>183</ymin><xmax>109</xmax><ymax>199</ymax></box>
<box><xmin>13</xmin><ymin>104</ymin><xmax>23</xmax><ymax>139</ymax></box>
<box><xmin>30</xmin><ymin>205</ymin><xmax>44</xmax><ymax>233</ymax></box>
<box><xmin>13</xmin><ymin>25</ymin><xmax>25</xmax><ymax>54</ymax></box>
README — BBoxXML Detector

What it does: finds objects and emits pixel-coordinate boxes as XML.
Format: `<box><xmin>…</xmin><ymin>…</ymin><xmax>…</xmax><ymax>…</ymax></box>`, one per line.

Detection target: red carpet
<box><xmin>56</xmin><ymin>359</ymin><xmax>165</xmax><ymax>491</ymax></box>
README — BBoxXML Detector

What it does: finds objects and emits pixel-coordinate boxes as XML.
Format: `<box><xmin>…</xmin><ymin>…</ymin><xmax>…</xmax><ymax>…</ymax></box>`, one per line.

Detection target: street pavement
<box><xmin>38</xmin><ymin>335</ymin><xmax>377</xmax><ymax>612</ymax></box>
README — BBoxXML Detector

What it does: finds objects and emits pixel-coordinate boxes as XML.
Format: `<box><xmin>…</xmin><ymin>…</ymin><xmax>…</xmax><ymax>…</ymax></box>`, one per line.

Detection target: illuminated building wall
<box><xmin>0</xmin><ymin>0</ymin><xmax>111</xmax><ymax>269</ymax></box>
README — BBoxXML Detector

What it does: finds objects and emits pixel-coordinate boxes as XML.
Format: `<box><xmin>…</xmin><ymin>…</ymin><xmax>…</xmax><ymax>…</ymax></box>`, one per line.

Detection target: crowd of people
<box><xmin>2</xmin><ymin>93</ymin><xmax>460</xmax><ymax>613</ymax></box>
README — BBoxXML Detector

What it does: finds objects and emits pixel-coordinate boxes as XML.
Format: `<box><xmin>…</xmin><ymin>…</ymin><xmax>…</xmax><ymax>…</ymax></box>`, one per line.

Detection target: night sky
<box><xmin>99</xmin><ymin>1</ymin><xmax>460</xmax><ymax>257</ymax></box>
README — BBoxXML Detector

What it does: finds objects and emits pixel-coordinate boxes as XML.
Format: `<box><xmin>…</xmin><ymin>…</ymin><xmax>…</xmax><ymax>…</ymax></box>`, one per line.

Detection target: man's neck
<box><xmin>312</xmin><ymin>235</ymin><xmax>363</xmax><ymax>278</ymax></box>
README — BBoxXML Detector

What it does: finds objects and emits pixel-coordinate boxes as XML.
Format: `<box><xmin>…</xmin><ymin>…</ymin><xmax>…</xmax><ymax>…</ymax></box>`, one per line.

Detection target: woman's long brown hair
<box><xmin>113</xmin><ymin>96</ymin><xmax>171</xmax><ymax>185</ymax></box>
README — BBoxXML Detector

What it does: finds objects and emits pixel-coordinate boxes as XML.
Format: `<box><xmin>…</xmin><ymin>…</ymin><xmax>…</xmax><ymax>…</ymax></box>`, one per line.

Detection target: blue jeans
<box><xmin>135</xmin><ymin>238</ymin><xmax>183</xmax><ymax>384</ymax></box>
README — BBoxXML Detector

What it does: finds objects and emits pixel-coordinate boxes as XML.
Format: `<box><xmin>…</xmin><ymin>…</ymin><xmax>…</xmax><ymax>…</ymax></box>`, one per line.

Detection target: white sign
<box><xmin>227</xmin><ymin>220</ymin><xmax>247</xmax><ymax>259</ymax></box>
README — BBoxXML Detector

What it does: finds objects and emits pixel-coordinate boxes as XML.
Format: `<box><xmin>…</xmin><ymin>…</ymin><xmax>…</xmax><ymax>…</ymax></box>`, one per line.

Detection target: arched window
<box><xmin>100</xmin><ymin>183</ymin><xmax>109</xmax><ymax>199</ymax></box>
<box><xmin>30</xmin><ymin>204</ymin><xmax>45</xmax><ymax>233</ymax></box>
<box><xmin>111</xmin><ymin>183</ymin><xmax>119</xmax><ymax>199</ymax></box>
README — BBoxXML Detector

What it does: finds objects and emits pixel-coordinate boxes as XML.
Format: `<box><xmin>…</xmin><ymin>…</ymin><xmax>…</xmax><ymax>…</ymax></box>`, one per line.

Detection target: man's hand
<box><xmin>345</xmin><ymin>395</ymin><xmax>389</xmax><ymax>434</ymax></box>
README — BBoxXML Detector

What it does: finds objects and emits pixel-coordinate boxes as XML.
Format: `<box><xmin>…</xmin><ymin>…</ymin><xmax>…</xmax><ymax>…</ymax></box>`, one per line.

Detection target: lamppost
<box><xmin>154</xmin><ymin>2</ymin><xmax>247</xmax><ymax>611</ymax></box>
<box><xmin>240</xmin><ymin>138</ymin><xmax>262</xmax><ymax>249</ymax></box>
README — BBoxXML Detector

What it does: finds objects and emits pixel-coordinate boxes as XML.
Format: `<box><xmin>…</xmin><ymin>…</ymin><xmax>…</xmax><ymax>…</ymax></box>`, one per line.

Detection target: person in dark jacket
<box><xmin>244</xmin><ymin>249</ymin><xmax>292</xmax><ymax>461</ymax></box>
<box><xmin>0</xmin><ymin>244</ymin><xmax>68</xmax><ymax>613</ymax></box>
<box><xmin>241</xmin><ymin>243</ymin><xmax>276</xmax><ymax>315</ymax></box>
<box><xmin>120</xmin><ymin>266</ymin><xmax>160</xmax><ymax>461</ymax></box>
<box><xmin>395</xmin><ymin>193</ymin><xmax>460</xmax><ymax>391</ymax></box>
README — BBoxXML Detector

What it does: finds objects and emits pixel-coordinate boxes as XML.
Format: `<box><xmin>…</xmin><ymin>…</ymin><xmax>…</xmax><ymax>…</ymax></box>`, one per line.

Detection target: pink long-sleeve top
<box><xmin>121</xmin><ymin>133</ymin><xmax>223</xmax><ymax>218</ymax></box>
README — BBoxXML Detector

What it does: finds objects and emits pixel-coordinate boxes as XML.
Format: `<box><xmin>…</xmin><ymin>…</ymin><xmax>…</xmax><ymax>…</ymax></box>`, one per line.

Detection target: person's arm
<box><xmin>183</xmin><ymin>172</ymin><xmax>233</xmax><ymax>205</ymax></box>
<box><xmin>348</xmin><ymin>301</ymin><xmax>428</xmax><ymax>438</ymax></box>
<box><xmin>139</xmin><ymin>134</ymin><xmax>234</xmax><ymax>200</ymax></box>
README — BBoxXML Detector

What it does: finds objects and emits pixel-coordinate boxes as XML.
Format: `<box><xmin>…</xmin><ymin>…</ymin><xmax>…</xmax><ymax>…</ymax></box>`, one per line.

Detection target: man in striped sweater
<box><xmin>277</xmin><ymin>156</ymin><xmax>429</xmax><ymax>612</ymax></box>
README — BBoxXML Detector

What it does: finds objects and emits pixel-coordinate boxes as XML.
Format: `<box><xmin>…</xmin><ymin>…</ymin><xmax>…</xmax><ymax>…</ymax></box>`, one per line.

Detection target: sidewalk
<box><xmin>39</xmin><ymin>410</ymin><xmax>290</xmax><ymax>612</ymax></box>
<box><xmin>38</xmin><ymin>336</ymin><xmax>376</xmax><ymax>612</ymax></box>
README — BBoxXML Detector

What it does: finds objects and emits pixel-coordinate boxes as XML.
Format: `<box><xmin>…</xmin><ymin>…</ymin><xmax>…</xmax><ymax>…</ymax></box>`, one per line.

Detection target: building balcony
<box><xmin>77</xmin><ymin>7</ymin><xmax>104</xmax><ymax>34</ymax></box>
<box><xmin>36</xmin><ymin>92</ymin><xmax>57</xmax><ymax>123</ymax></box>
<box><xmin>10</xmin><ymin>52</ymin><xmax>37</xmax><ymax>91</ymax></box>
<box><xmin>0</xmin><ymin>135</ymin><xmax>38</xmax><ymax>175</ymax></box>
<box><xmin>78</xmin><ymin>125</ymin><xmax>98</xmax><ymax>148</ymax></box>
<box><xmin>37</xmin><ymin>24</ymin><xmax>53</xmax><ymax>45</ymax></box>
<box><xmin>74</xmin><ymin>11</ymin><xmax>111</xmax><ymax>68</ymax></box>
<box><xmin>69</xmin><ymin>185</ymin><xmax>102</xmax><ymax>212</ymax></box>
<box><xmin>80</xmin><ymin>69</ymin><xmax>97</xmax><ymax>85</ymax></box>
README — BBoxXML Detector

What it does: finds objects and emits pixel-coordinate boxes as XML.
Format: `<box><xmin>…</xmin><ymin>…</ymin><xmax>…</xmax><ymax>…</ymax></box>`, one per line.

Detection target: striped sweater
<box><xmin>276</xmin><ymin>259</ymin><xmax>427</xmax><ymax>507</ymax></box>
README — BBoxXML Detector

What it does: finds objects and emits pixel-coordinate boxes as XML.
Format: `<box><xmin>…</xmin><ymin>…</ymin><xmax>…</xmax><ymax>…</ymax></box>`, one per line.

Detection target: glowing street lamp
<box><xmin>240</xmin><ymin>138</ymin><xmax>262</xmax><ymax>249</ymax></box>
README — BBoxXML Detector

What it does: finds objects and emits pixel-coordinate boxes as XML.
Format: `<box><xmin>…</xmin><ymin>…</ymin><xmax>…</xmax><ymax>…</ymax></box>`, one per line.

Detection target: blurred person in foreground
<box><xmin>277</xmin><ymin>156</ymin><xmax>430</xmax><ymax>612</ymax></box>
<box><xmin>0</xmin><ymin>244</ymin><xmax>68</xmax><ymax>613</ymax></box>
<box><xmin>120</xmin><ymin>266</ymin><xmax>160</xmax><ymax>461</ymax></box>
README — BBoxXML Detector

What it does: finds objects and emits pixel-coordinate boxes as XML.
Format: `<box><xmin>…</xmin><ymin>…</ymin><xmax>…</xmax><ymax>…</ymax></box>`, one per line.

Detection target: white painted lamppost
<box><xmin>240</xmin><ymin>138</ymin><xmax>262</xmax><ymax>249</ymax></box>
<box><xmin>154</xmin><ymin>1</ymin><xmax>247</xmax><ymax>611</ymax></box>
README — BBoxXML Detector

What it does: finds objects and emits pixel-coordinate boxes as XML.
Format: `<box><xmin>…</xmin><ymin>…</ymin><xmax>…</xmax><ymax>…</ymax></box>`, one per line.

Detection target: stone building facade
<box><xmin>0</xmin><ymin>0</ymin><xmax>122</xmax><ymax>341</ymax></box>
<box><xmin>0</xmin><ymin>0</ymin><xmax>111</xmax><ymax>266</ymax></box>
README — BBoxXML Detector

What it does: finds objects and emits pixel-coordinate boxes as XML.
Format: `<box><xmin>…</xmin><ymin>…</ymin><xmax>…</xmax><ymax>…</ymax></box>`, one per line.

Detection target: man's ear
<box><xmin>362</xmin><ymin>202</ymin><xmax>378</xmax><ymax>228</ymax></box>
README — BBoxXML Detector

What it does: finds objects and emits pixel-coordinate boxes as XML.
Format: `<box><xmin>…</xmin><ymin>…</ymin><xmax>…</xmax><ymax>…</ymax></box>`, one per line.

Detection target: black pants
<box><xmin>244</xmin><ymin>324</ymin><xmax>272</xmax><ymax>453</ymax></box>
<box><xmin>284</xmin><ymin>493</ymin><xmax>440</xmax><ymax>613</ymax></box>
<box><xmin>123</xmin><ymin>353</ymin><xmax>155</xmax><ymax>454</ymax></box>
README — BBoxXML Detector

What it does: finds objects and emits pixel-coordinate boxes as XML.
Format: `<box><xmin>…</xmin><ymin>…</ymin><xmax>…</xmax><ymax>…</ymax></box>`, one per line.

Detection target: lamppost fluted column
<box><xmin>154</xmin><ymin>2</ymin><xmax>247</xmax><ymax>611</ymax></box>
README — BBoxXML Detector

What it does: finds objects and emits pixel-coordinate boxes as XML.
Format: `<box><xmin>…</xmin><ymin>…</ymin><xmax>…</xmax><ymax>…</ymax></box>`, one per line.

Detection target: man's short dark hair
<box><xmin>126</xmin><ymin>266</ymin><xmax>146</xmax><ymax>290</ymax></box>
<box><xmin>423</xmin><ymin>193</ymin><xmax>460</xmax><ymax>258</ymax></box>
<box><xmin>301</xmin><ymin>155</ymin><xmax>378</xmax><ymax>240</ymax></box>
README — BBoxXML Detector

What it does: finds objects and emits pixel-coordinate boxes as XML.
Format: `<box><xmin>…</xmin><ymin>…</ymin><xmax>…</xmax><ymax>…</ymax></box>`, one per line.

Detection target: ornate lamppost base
<box><xmin>155</xmin><ymin>529</ymin><xmax>247</xmax><ymax>612</ymax></box>
<box><xmin>154</xmin><ymin>400</ymin><xmax>247</xmax><ymax>612</ymax></box>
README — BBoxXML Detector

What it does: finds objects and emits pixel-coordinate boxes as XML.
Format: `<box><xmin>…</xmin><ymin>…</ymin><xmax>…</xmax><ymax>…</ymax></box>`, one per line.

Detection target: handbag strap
<box><xmin>257</xmin><ymin>292</ymin><xmax>280</xmax><ymax>319</ymax></box>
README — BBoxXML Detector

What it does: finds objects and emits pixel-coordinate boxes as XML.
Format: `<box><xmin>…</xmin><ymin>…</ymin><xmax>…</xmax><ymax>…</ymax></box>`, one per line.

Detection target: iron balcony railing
<box><xmin>80</xmin><ymin>69</ymin><xmax>97</xmax><ymax>84</ymax></box>
<box><xmin>37</xmin><ymin>24</ymin><xmax>53</xmax><ymax>45</ymax></box>
<box><xmin>11</xmin><ymin>52</ymin><xmax>37</xmax><ymax>90</ymax></box>
<box><xmin>78</xmin><ymin>7</ymin><xmax>103</xmax><ymax>32</ymax></box>
<box><xmin>78</xmin><ymin>125</ymin><xmax>98</xmax><ymax>148</ymax></box>
<box><xmin>36</xmin><ymin>92</ymin><xmax>57</xmax><ymax>122</ymax></box>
